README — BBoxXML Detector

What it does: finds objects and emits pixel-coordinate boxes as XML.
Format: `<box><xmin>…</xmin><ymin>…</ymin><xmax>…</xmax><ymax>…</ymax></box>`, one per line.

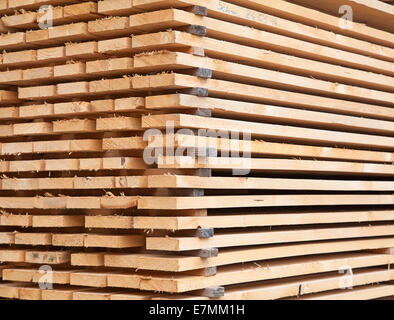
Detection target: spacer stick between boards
<box><xmin>193</xmin><ymin>286</ymin><xmax>225</xmax><ymax>298</ymax></box>
<box><xmin>179</xmin><ymin>24</ymin><xmax>207</xmax><ymax>36</ymax></box>
<box><xmin>185</xmin><ymin>5</ymin><xmax>208</xmax><ymax>17</ymax></box>
<box><xmin>181</xmin><ymin>68</ymin><xmax>212</xmax><ymax>79</ymax></box>
<box><xmin>181</xmin><ymin>248</ymin><xmax>219</xmax><ymax>258</ymax></box>
<box><xmin>178</xmin><ymin>87</ymin><xmax>209</xmax><ymax>97</ymax></box>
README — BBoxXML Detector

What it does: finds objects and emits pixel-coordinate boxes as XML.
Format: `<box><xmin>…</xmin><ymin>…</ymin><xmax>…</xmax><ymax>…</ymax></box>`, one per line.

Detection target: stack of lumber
<box><xmin>0</xmin><ymin>0</ymin><xmax>392</xmax><ymax>300</ymax></box>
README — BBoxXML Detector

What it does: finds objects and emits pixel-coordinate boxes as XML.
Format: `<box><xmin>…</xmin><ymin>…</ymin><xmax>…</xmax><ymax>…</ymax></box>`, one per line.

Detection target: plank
<box><xmin>110</xmin><ymin>292</ymin><xmax>157</xmax><ymax>300</ymax></box>
<box><xmin>85</xmin><ymin>216</ymin><xmax>134</xmax><ymax>229</ymax></box>
<box><xmin>98</xmin><ymin>37</ymin><xmax>133</xmax><ymax>54</ymax></box>
<box><xmin>15</xmin><ymin>233</ymin><xmax>52</xmax><ymax>246</ymax></box>
<box><xmin>86</xmin><ymin>57</ymin><xmax>134</xmax><ymax>75</ymax></box>
<box><xmin>96</xmin><ymin>116</ymin><xmax>141</xmax><ymax>132</ymax></box>
<box><xmin>42</xmin><ymin>287</ymin><xmax>92</xmax><ymax>300</ymax></box>
<box><xmin>19</xmin><ymin>287</ymin><xmax>42</xmax><ymax>300</ymax></box>
<box><xmin>98</xmin><ymin>0</ymin><xmax>140</xmax><ymax>15</ymax></box>
<box><xmin>0</xmin><ymin>32</ymin><xmax>26</xmax><ymax>50</ymax></box>
<box><xmin>0</xmin><ymin>1</ymin><xmax>8</xmax><ymax>14</ymax></box>
<box><xmin>53</xmin><ymin>62</ymin><xmax>87</xmax><ymax>80</ymax></box>
<box><xmin>0</xmin><ymin>107</ymin><xmax>18</xmax><ymax>119</ymax></box>
<box><xmin>71</xmin><ymin>253</ymin><xmax>105</xmax><ymax>266</ymax></box>
<box><xmin>53</xmin><ymin>119</ymin><xmax>96</xmax><ymax>134</ymax></box>
<box><xmin>372</xmin><ymin>248</ymin><xmax>394</xmax><ymax>255</ymax></box>
<box><xmin>51</xmin><ymin>234</ymin><xmax>84</xmax><ymax>247</ymax></box>
<box><xmin>105</xmin><ymin>238</ymin><xmax>394</xmax><ymax>272</ymax></box>
<box><xmin>0</xmin><ymin>232</ymin><xmax>15</xmax><ymax>244</ymax></box>
<box><xmin>37</xmin><ymin>46</ymin><xmax>66</xmax><ymax>64</ymax></box>
<box><xmin>296</xmin><ymin>284</ymin><xmax>394</xmax><ymax>300</ymax></box>
<box><xmin>147</xmin><ymin>225</ymin><xmax>394</xmax><ymax>251</ymax></box>
<box><xmin>70</xmin><ymin>271</ymin><xmax>109</xmax><ymax>288</ymax></box>
<box><xmin>22</xmin><ymin>66</ymin><xmax>54</xmax><ymax>83</ymax></box>
<box><xmin>73</xmin><ymin>288</ymin><xmax>127</xmax><ymax>300</ymax></box>
<box><xmin>0</xmin><ymin>250</ymin><xmax>25</xmax><ymax>262</ymax></box>
<box><xmin>103</xmin><ymin>137</ymin><xmax>147</xmax><ymax>152</ymax></box>
<box><xmin>3</xmin><ymin>268</ymin><xmax>73</xmax><ymax>285</ymax></box>
<box><xmin>0</xmin><ymin>283</ymin><xmax>29</xmax><ymax>299</ymax></box>
<box><xmin>2</xmin><ymin>49</ymin><xmax>37</xmax><ymax>65</ymax></box>
<box><xmin>32</xmin><ymin>216</ymin><xmax>84</xmax><ymax>227</ymax></box>
<box><xmin>89</xmin><ymin>77</ymin><xmax>133</xmax><ymax>95</ymax></box>
<box><xmin>88</xmin><ymin>16</ymin><xmax>131</xmax><ymax>37</ymax></box>
<box><xmin>0</xmin><ymin>70</ymin><xmax>23</xmax><ymax>84</ymax></box>
<box><xmin>0</xmin><ymin>90</ymin><xmax>19</xmax><ymax>104</ymax></box>
<box><xmin>138</xmin><ymin>194</ymin><xmax>394</xmax><ymax>210</ymax></box>
<box><xmin>133</xmin><ymin>210</ymin><xmax>394</xmax><ymax>230</ymax></box>
<box><xmin>0</xmin><ymin>214</ymin><xmax>32</xmax><ymax>227</ymax></box>
<box><xmin>13</xmin><ymin>122</ymin><xmax>53</xmax><ymax>136</ymax></box>
<box><xmin>147</xmin><ymin>175</ymin><xmax>394</xmax><ymax>191</ymax></box>
<box><xmin>85</xmin><ymin>234</ymin><xmax>144</xmax><ymax>248</ymax></box>
<box><xmin>157</xmin><ymin>157</ymin><xmax>394</xmax><ymax>176</ymax></box>
<box><xmin>65</xmin><ymin>41</ymin><xmax>104</xmax><ymax>60</ymax></box>
<box><xmin>24</xmin><ymin>251</ymin><xmax>70</xmax><ymax>264</ymax></box>
<box><xmin>52</xmin><ymin>234</ymin><xmax>144</xmax><ymax>248</ymax></box>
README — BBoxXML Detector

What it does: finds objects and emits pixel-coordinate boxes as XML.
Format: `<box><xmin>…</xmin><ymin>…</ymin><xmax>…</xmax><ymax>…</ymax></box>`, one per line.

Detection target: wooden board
<box><xmin>157</xmin><ymin>157</ymin><xmax>394</xmax><ymax>176</ymax></box>
<box><xmin>105</xmin><ymin>238</ymin><xmax>394</xmax><ymax>272</ymax></box>
<box><xmin>138</xmin><ymin>194</ymin><xmax>394</xmax><ymax>210</ymax></box>
<box><xmin>295</xmin><ymin>284</ymin><xmax>394</xmax><ymax>300</ymax></box>
<box><xmin>53</xmin><ymin>233</ymin><xmax>145</xmax><ymax>248</ymax></box>
<box><xmin>132</xmin><ymin>210</ymin><xmax>394</xmax><ymax>230</ymax></box>
<box><xmin>146</xmin><ymin>175</ymin><xmax>394</xmax><ymax>191</ymax></box>
<box><xmin>146</xmin><ymin>225</ymin><xmax>394</xmax><ymax>251</ymax></box>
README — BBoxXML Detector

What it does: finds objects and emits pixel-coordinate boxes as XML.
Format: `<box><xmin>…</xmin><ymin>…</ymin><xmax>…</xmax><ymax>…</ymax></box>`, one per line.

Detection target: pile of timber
<box><xmin>0</xmin><ymin>0</ymin><xmax>392</xmax><ymax>300</ymax></box>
